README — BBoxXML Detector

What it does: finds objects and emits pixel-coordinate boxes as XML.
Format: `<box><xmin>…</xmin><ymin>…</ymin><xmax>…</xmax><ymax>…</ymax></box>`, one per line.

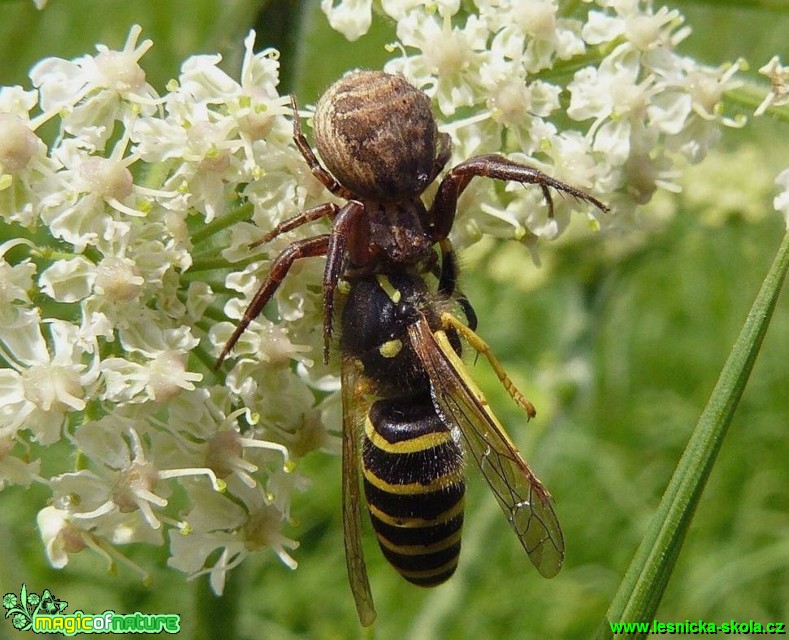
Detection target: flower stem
<box><xmin>193</xmin><ymin>568</ymin><xmax>241</xmax><ymax>640</ymax></box>
<box><xmin>725</xmin><ymin>83</ymin><xmax>789</xmax><ymax>123</ymax></box>
<box><xmin>191</xmin><ymin>202</ymin><xmax>254</xmax><ymax>244</ymax></box>
<box><xmin>598</xmin><ymin>228</ymin><xmax>789</xmax><ymax>639</ymax></box>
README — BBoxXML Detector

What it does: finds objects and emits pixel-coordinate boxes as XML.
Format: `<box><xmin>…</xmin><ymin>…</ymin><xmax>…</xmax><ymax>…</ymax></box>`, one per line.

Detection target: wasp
<box><xmin>337</xmin><ymin>259</ymin><xmax>563</xmax><ymax>626</ymax></box>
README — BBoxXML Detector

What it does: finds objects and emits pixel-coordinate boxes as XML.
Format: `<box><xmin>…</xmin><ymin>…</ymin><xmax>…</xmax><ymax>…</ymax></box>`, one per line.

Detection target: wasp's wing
<box><xmin>407</xmin><ymin>318</ymin><xmax>565</xmax><ymax>578</ymax></box>
<box><xmin>340</xmin><ymin>357</ymin><xmax>377</xmax><ymax>626</ymax></box>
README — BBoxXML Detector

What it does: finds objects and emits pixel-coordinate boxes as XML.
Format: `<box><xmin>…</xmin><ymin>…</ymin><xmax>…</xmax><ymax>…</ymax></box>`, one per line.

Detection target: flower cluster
<box><xmin>0</xmin><ymin>0</ymin><xmax>775</xmax><ymax>595</ymax></box>
<box><xmin>1</xmin><ymin>27</ymin><xmax>332</xmax><ymax>593</ymax></box>
<box><xmin>325</xmin><ymin>0</ymin><xmax>746</xmax><ymax>245</ymax></box>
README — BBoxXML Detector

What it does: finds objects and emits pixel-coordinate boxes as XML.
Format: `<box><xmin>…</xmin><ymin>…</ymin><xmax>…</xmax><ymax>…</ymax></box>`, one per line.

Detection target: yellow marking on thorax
<box><xmin>378</xmin><ymin>339</ymin><xmax>403</xmax><ymax>358</ymax></box>
<box><xmin>375</xmin><ymin>274</ymin><xmax>401</xmax><ymax>303</ymax></box>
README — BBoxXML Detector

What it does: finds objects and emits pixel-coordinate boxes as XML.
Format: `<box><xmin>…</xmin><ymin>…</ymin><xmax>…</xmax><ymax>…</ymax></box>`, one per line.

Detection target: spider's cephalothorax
<box><xmin>216</xmin><ymin>70</ymin><xmax>608</xmax><ymax>367</ymax></box>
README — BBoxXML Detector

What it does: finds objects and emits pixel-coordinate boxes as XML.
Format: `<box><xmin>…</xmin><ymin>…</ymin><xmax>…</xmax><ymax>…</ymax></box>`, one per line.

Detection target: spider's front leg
<box><xmin>429</xmin><ymin>154</ymin><xmax>609</xmax><ymax>239</ymax></box>
<box><xmin>216</xmin><ymin>200</ymin><xmax>368</xmax><ymax>369</ymax></box>
<box><xmin>216</xmin><ymin>234</ymin><xmax>330</xmax><ymax>368</ymax></box>
<box><xmin>290</xmin><ymin>95</ymin><xmax>354</xmax><ymax>201</ymax></box>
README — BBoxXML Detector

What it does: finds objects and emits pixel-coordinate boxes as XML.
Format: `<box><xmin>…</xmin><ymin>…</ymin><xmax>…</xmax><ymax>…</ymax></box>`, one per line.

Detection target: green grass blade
<box><xmin>598</xmin><ymin>229</ymin><xmax>789</xmax><ymax>639</ymax></box>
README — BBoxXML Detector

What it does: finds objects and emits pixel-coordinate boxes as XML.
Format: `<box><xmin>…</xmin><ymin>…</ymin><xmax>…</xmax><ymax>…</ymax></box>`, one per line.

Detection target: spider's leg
<box><xmin>251</xmin><ymin>202</ymin><xmax>338</xmax><ymax>249</ymax></box>
<box><xmin>290</xmin><ymin>95</ymin><xmax>354</xmax><ymax>200</ymax></box>
<box><xmin>216</xmin><ymin>234</ymin><xmax>330</xmax><ymax>368</ymax></box>
<box><xmin>429</xmin><ymin>154</ymin><xmax>609</xmax><ymax>239</ymax></box>
<box><xmin>322</xmin><ymin>200</ymin><xmax>367</xmax><ymax>364</ymax></box>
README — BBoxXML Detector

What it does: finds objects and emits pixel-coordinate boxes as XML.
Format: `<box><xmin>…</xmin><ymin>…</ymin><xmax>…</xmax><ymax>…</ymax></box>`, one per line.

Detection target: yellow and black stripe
<box><xmin>362</xmin><ymin>393</ymin><xmax>465</xmax><ymax>586</ymax></box>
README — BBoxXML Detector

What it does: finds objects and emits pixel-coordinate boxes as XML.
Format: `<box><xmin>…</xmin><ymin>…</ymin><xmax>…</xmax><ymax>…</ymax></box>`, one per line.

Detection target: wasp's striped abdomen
<box><xmin>362</xmin><ymin>393</ymin><xmax>465</xmax><ymax>587</ymax></box>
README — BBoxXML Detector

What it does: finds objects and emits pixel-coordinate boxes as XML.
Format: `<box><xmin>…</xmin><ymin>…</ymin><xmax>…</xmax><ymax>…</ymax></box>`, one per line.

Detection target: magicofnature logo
<box><xmin>4</xmin><ymin>585</ymin><xmax>67</xmax><ymax>631</ymax></box>
<box><xmin>3</xmin><ymin>584</ymin><xmax>180</xmax><ymax>635</ymax></box>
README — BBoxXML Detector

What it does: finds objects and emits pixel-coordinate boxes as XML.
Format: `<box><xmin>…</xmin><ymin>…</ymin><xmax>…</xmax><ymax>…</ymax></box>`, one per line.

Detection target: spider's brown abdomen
<box><xmin>314</xmin><ymin>71</ymin><xmax>440</xmax><ymax>202</ymax></box>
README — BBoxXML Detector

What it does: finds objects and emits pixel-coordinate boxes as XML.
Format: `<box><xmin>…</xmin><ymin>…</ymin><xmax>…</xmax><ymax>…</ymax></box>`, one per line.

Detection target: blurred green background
<box><xmin>1</xmin><ymin>1</ymin><xmax>788</xmax><ymax>638</ymax></box>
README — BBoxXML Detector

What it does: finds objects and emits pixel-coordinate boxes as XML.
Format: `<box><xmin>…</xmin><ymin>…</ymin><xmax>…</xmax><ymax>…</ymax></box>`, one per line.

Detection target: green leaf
<box><xmin>599</xmin><ymin>229</ymin><xmax>789</xmax><ymax>639</ymax></box>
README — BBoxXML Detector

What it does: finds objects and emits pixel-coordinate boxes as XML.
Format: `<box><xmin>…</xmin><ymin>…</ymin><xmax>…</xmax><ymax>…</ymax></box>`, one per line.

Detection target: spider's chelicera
<box><xmin>216</xmin><ymin>70</ymin><xmax>608</xmax><ymax>367</ymax></box>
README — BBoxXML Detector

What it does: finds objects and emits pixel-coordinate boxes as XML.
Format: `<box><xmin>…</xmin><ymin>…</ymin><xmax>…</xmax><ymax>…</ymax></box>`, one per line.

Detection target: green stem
<box><xmin>536</xmin><ymin>40</ymin><xmax>620</xmax><ymax>84</ymax></box>
<box><xmin>185</xmin><ymin>251</ymin><xmax>269</xmax><ymax>276</ymax></box>
<box><xmin>191</xmin><ymin>341</ymin><xmax>226</xmax><ymax>385</ymax></box>
<box><xmin>725</xmin><ymin>83</ymin><xmax>789</xmax><ymax>123</ymax></box>
<box><xmin>187</xmin><ymin>256</ymin><xmax>236</xmax><ymax>273</ymax></box>
<box><xmin>670</xmin><ymin>0</ymin><xmax>789</xmax><ymax>11</ymax></box>
<box><xmin>191</xmin><ymin>202</ymin><xmax>254</xmax><ymax>245</ymax></box>
<box><xmin>193</xmin><ymin>568</ymin><xmax>241</xmax><ymax>640</ymax></box>
<box><xmin>598</xmin><ymin>228</ymin><xmax>789</xmax><ymax>639</ymax></box>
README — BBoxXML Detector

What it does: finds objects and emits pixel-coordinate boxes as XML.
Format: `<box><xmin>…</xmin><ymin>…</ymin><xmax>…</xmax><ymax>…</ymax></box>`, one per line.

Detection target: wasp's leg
<box><xmin>430</xmin><ymin>154</ymin><xmax>609</xmax><ymax>239</ymax></box>
<box><xmin>437</xmin><ymin>237</ymin><xmax>458</xmax><ymax>297</ymax></box>
<box><xmin>216</xmin><ymin>234</ymin><xmax>331</xmax><ymax>368</ymax></box>
<box><xmin>440</xmin><ymin>313</ymin><xmax>536</xmax><ymax>418</ymax></box>
<box><xmin>437</xmin><ymin>238</ymin><xmax>478</xmax><ymax>331</ymax></box>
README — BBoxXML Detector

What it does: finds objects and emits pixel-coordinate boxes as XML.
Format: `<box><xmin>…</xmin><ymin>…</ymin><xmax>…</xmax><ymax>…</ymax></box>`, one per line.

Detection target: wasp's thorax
<box><xmin>341</xmin><ymin>272</ymin><xmax>445</xmax><ymax>394</ymax></box>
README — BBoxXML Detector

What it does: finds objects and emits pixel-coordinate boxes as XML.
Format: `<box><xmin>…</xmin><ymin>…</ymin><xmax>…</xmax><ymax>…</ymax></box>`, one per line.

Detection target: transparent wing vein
<box><xmin>408</xmin><ymin>318</ymin><xmax>565</xmax><ymax>578</ymax></box>
<box><xmin>341</xmin><ymin>358</ymin><xmax>377</xmax><ymax>626</ymax></box>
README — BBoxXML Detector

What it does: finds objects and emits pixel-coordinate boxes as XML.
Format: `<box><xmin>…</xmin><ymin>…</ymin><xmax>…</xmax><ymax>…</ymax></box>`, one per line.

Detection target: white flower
<box><xmin>0</xmin><ymin>113</ymin><xmax>41</xmax><ymax>173</ymax></box>
<box><xmin>168</xmin><ymin>479</ymin><xmax>299</xmax><ymax>595</ymax></box>
<box><xmin>0</xmin><ymin>314</ymin><xmax>98</xmax><ymax>444</ymax></box>
<box><xmin>39</xmin><ymin>256</ymin><xmax>95</xmax><ymax>303</ymax></box>
<box><xmin>131</xmin><ymin>35</ymin><xmax>291</xmax><ymax>223</ymax></box>
<box><xmin>0</xmin><ymin>90</ymin><xmax>64</xmax><ymax>227</ymax></box>
<box><xmin>387</xmin><ymin>11</ymin><xmax>490</xmax><ymax>116</ymax></box>
<box><xmin>0</xmin><ymin>239</ymin><xmax>36</xmax><ymax>321</ymax></box>
<box><xmin>37</xmin><ymin>506</ymin><xmax>89</xmax><ymax>569</ymax></box>
<box><xmin>1</xmin><ymin>26</ymin><xmax>307</xmax><ymax>586</ymax></box>
<box><xmin>93</xmin><ymin>256</ymin><xmax>145</xmax><ymax>300</ymax></box>
<box><xmin>30</xmin><ymin>25</ymin><xmax>158</xmax><ymax>149</ymax></box>
<box><xmin>40</xmin><ymin>125</ymin><xmax>180</xmax><ymax>252</ymax></box>
<box><xmin>754</xmin><ymin>56</ymin><xmax>789</xmax><ymax>117</ymax></box>
<box><xmin>0</xmin><ymin>436</ymin><xmax>41</xmax><ymax>489</ymax></box>
<box><xmin>481</xmin><ymin>0</ymin><xmax>585</xmax><ymax>72</ymax></box>
<box><xmin>568</xmin><ymin>45</ymin><xmax>660</xmax><ymax>165</ymax></box>
<box><xmin>99</xmin><ymin>350</ymin><xmax>201</xmax><ymax>404</ymax></box>
<box><xmin>37</xmin><ymin>504</ymin><xmax>153</xmax><ymax>580</ymax></box>
<box><xmin>53</xmin><ymin>425</ymin><xmax>170</xmax><ymax>530</ymax></box>
<box><xmin>211</xmin><ymin>302</ymin><xmax>313</xmax><ymax>368</ymax></box>
<box><xmin>380</xmin><ymin>0</ymin><xmax>461</xmax><ymax>22</ymax></box>
<box><xmin>320</xmin><ymin>0</ymin><xmax>373</xmax><ymax>41</ymax></box>
<box><xmin>583</xmin><ymin>3</ymin><xmax>688</xmax><ymax>51</ymax></box>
